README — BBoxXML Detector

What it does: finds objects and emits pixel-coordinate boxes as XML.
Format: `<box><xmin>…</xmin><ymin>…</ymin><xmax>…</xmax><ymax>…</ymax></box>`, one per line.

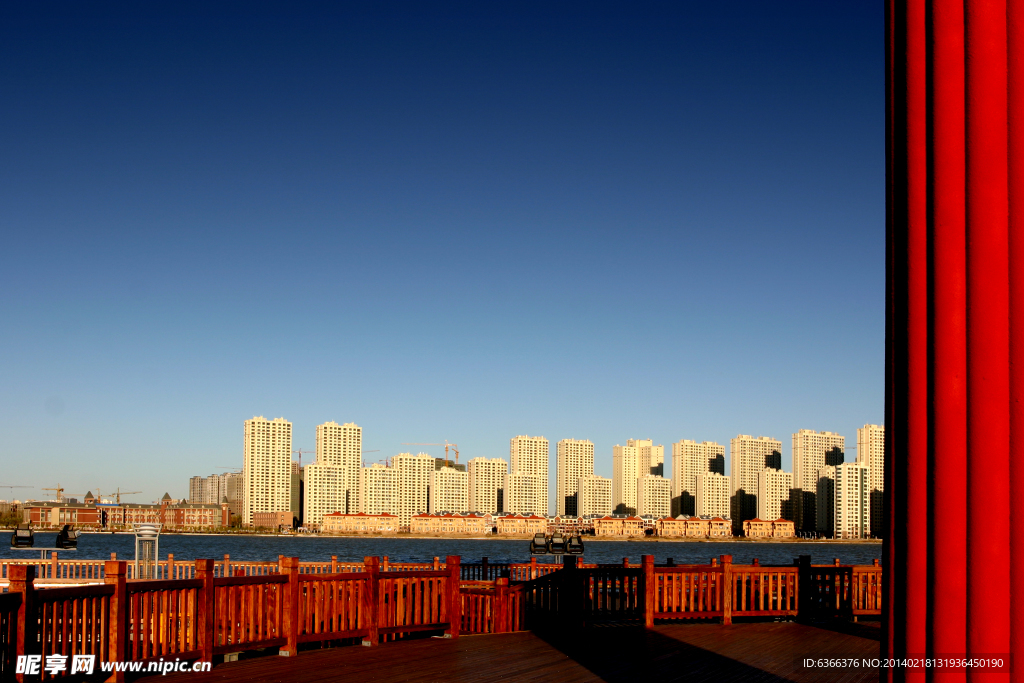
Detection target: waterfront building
<box><xmin>856</xmin><ymin>424</ymin><xmax>886</xmax><ymax>538</ymax></box>
<box><xmin>303</xmin><ymin>421</ymin><xmax>361</xmax><ymax>526</ymax></box>
<box><xmin>707</xmin><ymin>517</ymin><xmax>732</xmax><ymax>537</ymax></box>
<box><xmin>253</xmin><ymin>511</ymin><xmax>296</xmax><ymax>529</ymax></box>
<box><xmin>577</xmin><ymin>475</ymin><xmax>612</xmax><ymax>516</ymax></box>
<box><xmin>321</xmin><ymin>512</ymin><xmax>399</xmax><ymax>535</ymax></box>
<box><xmin>393</xmin><ymin>452</ymin><xmax>435</xmax><ymax>529</ymax></box>
<box><xmin>834</xmin><ymin>462</ymin><xmax>871</xmax><ymax>539</ymax></box>
<box><xmin>695</xmin><ymin>472</ymin><xmax>731</xmax><ymax>519</ymax></box>
<box><xmin>815</xmin><ymin>466</ymin><xmax>836</xmax><ymax>537</ymax></box>
<box><xmin>243</xmin><ymin>416</ymin><xmax>292</xmax><ymax>527</ymax></box>
<box><xmin>304</xmin><ymin>461</ymin><xmax>347</xmax><ymax>529</ymax></box>
<box><xmin>556</xmin><ymin>439</ymin><xmax>594</xmax><ymax>516</ymax></box>
<box><xmin>792</xmin><ymin>429</ymin><xmax>845</xmax><ymax>532</ymax></box>
<box><xmin>671</xmin><ymin>439</ymin><xmax>725</xmax><ymax>516</ymax></box>
<box><xmin>358</xmin><ymin>464</ymin><xmax>396</xmax><ymax>515</ymax></box>
<box><xmin>592</xmin><ymin>515</ymin><xmax>647</xmax><ymax>537</ymax></box>
<box><xmin>729</xmin><ymin>435</ymin><xmax>782</xmax><ymax>532</ymax></box>
<box><xmin>410</xmin><ymin>512</ymin><xmax>489</xmax><ymax>535</ymax></box>
<box><xmin>429</xmin><ymin>466</ymin><xmax>469</xmax><ymax>514</ymax></box>
<box><xmin>494</xmin><ymin>513</ymin><xmax>547</xmax><ymax>535</ymax></box>
<box><xmin>612</xmin><ymin>439</ymin><xmax>664</xmax><ymax>513</ymax></box>
<box><xmin>546</xmin><ymin>515</ymin><xmax>586</xmax><ymax>535</ymax></box>
<box><xmin>757</xmin><ymin>469</ymin><xmax>794</xmax><ymax>522</ymax></box>
<box><xmin>636</xmin><ymin>475</ymin><xmax>671</xmax><ymax>518</ymax></box>
<box><xmin>509</xmin><ymin>435</ymin><xmax>550</xmax><ymax>514</ymax></box>
<box><xmin>503</xmin><ymin>472</ymin><xmax>546</xmax><ymax>516</ymax></box>
<box><xmin>467</xmin><ymin>457</ymin><xmax>507</xmax><ymax>513</ymax></box>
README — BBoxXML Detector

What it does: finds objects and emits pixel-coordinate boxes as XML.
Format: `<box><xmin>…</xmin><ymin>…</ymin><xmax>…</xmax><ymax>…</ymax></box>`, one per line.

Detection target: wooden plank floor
<box><xmin>138</xmin><ymin>622</ymin><xmax>880</xmax><ymax>683</ymax></box>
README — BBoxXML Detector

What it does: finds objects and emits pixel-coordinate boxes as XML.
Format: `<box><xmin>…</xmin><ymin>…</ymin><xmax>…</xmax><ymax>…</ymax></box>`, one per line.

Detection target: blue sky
<box><xmin>0</xmin><ymin>2</ymin><xmax>884</xmax><ymax>508</ymax></box>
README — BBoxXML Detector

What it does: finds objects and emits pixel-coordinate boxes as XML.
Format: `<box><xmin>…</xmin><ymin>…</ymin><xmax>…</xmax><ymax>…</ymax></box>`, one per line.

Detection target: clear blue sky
<box><xmin>0</xmin><ymin>2</ymin><xmax>884</xmax><ymax>508</ymax></box>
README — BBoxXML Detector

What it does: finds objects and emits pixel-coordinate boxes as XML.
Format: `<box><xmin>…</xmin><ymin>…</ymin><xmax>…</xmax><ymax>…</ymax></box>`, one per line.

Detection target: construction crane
<box><xmin>292</xmin><ymin>448</ymin><xmax>314</xmax><ymax>468</ymax></box>
<box><xmin>111</xmin><ymin>489</ymin><xmax>143</xmax><ymax>505</ymax></box>
<box><xmin>361</xmin><ymin>449</ymin><xmax>380</xmax><ymax>467</ymax></box>
<box><xmin>41</xmin><ymin>485</ymin><xmax>85</xmax><ymax>503</ymax></box>
<box><xmin>402</xmin><ymin>441</ymin><xmax>461</xmax><ymax>466</ymax></box>
<box><xmin>216</xmin><ymin>467</ymin><xmax>243</xmax><ymax>472</ymax></box>
<box><xmin>0</xmin><ymin>485</ymin><xmax>31</xmax><ymax>496</ymax></box>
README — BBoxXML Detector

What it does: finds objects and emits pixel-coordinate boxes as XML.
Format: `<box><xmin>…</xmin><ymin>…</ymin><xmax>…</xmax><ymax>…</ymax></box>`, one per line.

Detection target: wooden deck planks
<box><xmin>137</xmin><ymin>622</ymin><xmax>880</xmax><ymax>683</ymax></box>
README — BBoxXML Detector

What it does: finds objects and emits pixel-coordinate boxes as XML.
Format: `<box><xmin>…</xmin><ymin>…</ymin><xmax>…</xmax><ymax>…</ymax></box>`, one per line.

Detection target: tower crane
<box><xmin>109</xmin><ymin>488</ymin><xmax>141</xmax><ymax>505</ymax></box>
<box><xmin>402</xmin><ymin>441</ymin><xmax>461</xmax><ymax>466</ymax></box>
<box><xmin>41</xmin><ymin>485</ymin><xmax>84</xmax><ymax>503</ymax></box>
<box><xmin>0</xmin><ymin>485</ymin><xmax>31</xmax><ymax>497</ymax></box>
<box><xmin>291</xmin><ymin>449</ymin><xmax>314</xmax><ymax>468</ymax></box>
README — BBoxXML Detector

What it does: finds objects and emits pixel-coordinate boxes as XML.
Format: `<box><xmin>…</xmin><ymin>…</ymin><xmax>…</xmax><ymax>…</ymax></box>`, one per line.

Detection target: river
<box><xmin>2</xmin><ymin>531</ymin><xmax>882</xmax><ymax>566</ymax></box>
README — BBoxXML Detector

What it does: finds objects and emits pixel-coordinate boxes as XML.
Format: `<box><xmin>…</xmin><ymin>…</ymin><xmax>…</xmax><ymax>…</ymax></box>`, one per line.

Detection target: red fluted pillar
<box><xmin>887</xmin><ymin>1</ymin><xmax>1014</xmax><ymax>680</ymax></box>
<box><xmin>1010</xmin><ymin>1</ymin><xmax>1024</xmax><ymax>679</ymax></box>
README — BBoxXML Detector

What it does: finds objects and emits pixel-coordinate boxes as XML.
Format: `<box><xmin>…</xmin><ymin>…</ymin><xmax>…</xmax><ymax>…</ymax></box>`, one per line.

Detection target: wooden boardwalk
<box><xmin>137</xmin><ymin>621</ymin><xmax>881</xmax><ymax>683</ymax></box>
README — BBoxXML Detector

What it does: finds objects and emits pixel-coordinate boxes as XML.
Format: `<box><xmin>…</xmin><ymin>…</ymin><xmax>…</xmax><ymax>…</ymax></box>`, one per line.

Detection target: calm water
<box><xmin>2</xmin><ymin>532</ymin><xmax>882</xmax><ymax>566</ymax></box>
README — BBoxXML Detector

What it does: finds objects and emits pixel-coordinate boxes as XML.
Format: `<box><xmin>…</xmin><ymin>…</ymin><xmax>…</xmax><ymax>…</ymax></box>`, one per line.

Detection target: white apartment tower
<box><xmin>856</xmin><ymin>424</ymin><xmax>886</xmax><ymax>537</ymax></box>
<box><xmin>695</xmin><ymin>472</ymin><xmax>731</xmax><ymax>518</ymax></box>
<box><xmin>556</xmin><ymin>439</ymin><xmax>595</xmax><ymax>516</ymax></box>
<box><xmin>834</xmin><ymin>462</ymin><xmax>871</xmax><ymax>539</ymax></box>
<box><xmin>613</xmin><ymin>439</ymin><xmax>664</xmax><ymax>513</ymax></box>
<box><xmin>509</xmin><ymin>435</ymin><xmax>549</xmax><ymax>515</ymax></box>
<box><xmin>729</xmin><ymin>435</ymin><xmax>782</xmax><ymax>528</ymax></box>
<box><xmin>467</xmin><ymin>457</ymin><xmax>508</xmax><ymax>513</ymax></box>
<box><xmin>757</xmin><ymin>469</ymin><xmax>794</xmax><ymax>521</ymax></box>
<box><xmin>671</xmin><ymin>440</ymin><xmax>725</xmax><ymax>514</ymax></box>
<box><xmin>358</xmin><ymin>464</ymin><xmax>396</xmax><ymax>515</ymax></box>
<box><xmin>636</xmin><ymin>475</ymin><xmax>671</xmax><ymax>518</ymax></box>
<box><xmin>303</xmin><ymin>421</ymin><xmax>363</xmax><ymax>527</ymax></box>
<box><xmin>578</xmin><ymin>475</ymin><xmax>613</xmax><ymax>517</ymax></box>
<box><xmin>242</xmin><ymin>416</ymin><xmax>292</xmax><ymax>526</ymax></box>
<box><xmin>504</xmin><ymin>472</ymin><xmax>546</xmax><ymax>515</ymax></box>
<box><xmin>429</xmin><ymin>467</ymin><xmax>469</xmax><ymax>513</ymax></box>
<box><xmin>792</xmin><ymin>429</ymin><xmax>845</xmax><ymax>532</ymax></box>
<box><xmin>393</xmin><ymin>452</ymin><xmax>435</xmax><ymax>528</ymax></box>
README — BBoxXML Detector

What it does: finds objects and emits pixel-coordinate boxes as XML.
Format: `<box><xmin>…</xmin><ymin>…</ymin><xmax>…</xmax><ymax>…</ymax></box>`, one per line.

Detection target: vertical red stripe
<box><xmin>1009</xmin><ymin>1</ymin><xmax>1024</xmax><ymax>681</ymax></box>
<box><xmin>929</xmin><ymin>1</ymin><xmax>968</xmax><ymax>678</ymax></box>
<box><xmin>905</xmin><ymin>1</ymin><xmax>930</xmax><ymax>679</ymax></box>
<box><xmin>965</xmin><ymin>1</ymin><xmax>1011</xmax><ymax>679</ymax></box>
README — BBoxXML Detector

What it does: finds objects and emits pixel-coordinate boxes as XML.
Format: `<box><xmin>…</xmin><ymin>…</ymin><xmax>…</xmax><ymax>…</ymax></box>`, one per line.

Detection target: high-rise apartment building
<box><xmin>393</xmin><ymin>453</ymin><xmax>434</xmax><ymax>528</ymax></box>
<box><xmin>467</xmin><ymin>457</ymin><xmax>507</xmax><ymax>513</ymax></box>
<box><xmin>792</xmin><ymin>429</ymin><xmax>845</xmax><ymax>532</ymax></box>
<box><xmin>613</xmin><ymin>439</ymin><xmax>664</xmax><ymax>513</ymax></box>
<box><xmin>303</xmin><ymin>421</ymin><xmax>362</xmax><ymax>527</ymax></box>
<box><xmin>757</xmin><ymin>469</ymin><xmax>794</xmax><ymax>521</ymax></box>
<box><xmin>695</xmin><ymin>472</ymin><xmax>731</xmax><ymax>518</ymax></box>
<box><xmin>358</xmin><ymin>464</ymin><xmax>396</xmax><ymax>515</ymax></box>
<box><xmin>816</xmin><ymin>466</ymin><xmax>836</xmax><ymax>537</ymax></box>
<box><xmin>509</xmin><ymin>435</ymin><xmax>549</xmax><ymax>515</ymax></box>
<box><xmin>429</xmin><ymin>467</ymin><xmax>468</xmax><ymax>513</ymax></box>
<box><xmin>856</xmin><ymin>424</ymin><xmax>885</xmax><ymax>538</ymax></box>
<box><xmin>578</xmin><ymin>475</ymin><xmax>612</xmax><ymax>517</ymax></box>
<box><xmin>504</xmin><ymin>472</ymin><xmax>546</xmax><ymax>515</ymax></box>
<box><xmin>729</xmin><ymin>435</ymin><xmax>782</xmax><ymax>531</ymax></box>
<box><xmin>556</xmin><ymin>439</ymin><xmax>594</xmax><ymax>516</ymax></box>
<box><xmin>242</xmin><ymin>416</ymin><xmax>292</xmax><ymax>526</ymax></box>
<box><xmin>671</xmin><ymin>440</ymin><xmax>725</xmax><ymax>515</ymax></box>
<box><xmin>834</xmin><ymin>462</ymin><xmax>870</xmax><ymax>539</ymax></box>
<box><xmin>636</xmin><ymin>475</ymin><xmax>671</xmax><ymax>517</ymax></box>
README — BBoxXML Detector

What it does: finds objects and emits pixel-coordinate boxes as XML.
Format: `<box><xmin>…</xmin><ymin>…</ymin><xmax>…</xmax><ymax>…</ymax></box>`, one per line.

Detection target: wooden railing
<box><xmin>460</xmin><ymin>579</ymin><xmax>525</xmax><ymax>634</ymax></box>
<box><xmin>2</xmin><ymin>556</ymin><xmax>464</xmax><ymax>680</ymax></box>
<box><xmin>798</xmin><ymin>557</ymin><xmax>883</xmax><ymax>620</ymax></box>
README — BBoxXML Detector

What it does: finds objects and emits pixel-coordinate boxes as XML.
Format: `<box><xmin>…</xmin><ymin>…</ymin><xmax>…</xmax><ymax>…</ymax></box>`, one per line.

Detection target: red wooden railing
<box><xmin>460</xmin><ymin>579</ymin><xmax>524</xmax><ymax>634</ymax></box>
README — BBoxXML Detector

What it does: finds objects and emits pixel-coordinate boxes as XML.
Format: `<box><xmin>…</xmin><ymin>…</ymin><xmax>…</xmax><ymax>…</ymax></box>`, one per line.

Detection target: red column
<box><xmin>887</xmin><ymin>1</ymin><xmax>1015</xmax><ymax>680</ymax></box>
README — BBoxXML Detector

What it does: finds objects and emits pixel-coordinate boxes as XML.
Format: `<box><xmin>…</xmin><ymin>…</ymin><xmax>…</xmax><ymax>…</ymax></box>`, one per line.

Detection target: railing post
<box><xmin>495</xmin><ymin>578</ymin><xmax>509</xmax><ymax>633</ymax></box>
<box><xmin>104</xmin><ymin>561</ymin><xmax>128</xmax><ymax>683</ymax></box>
<box><xmin>10</xmin><ymin>566</ymin><xmax>35</xmax><ymax>683</ymax></box>
<box><xmin>110</xmin><ymin>552</ymin><xmax>117</xmax><ymax>561</ymax></box>
<box><xmin>50</xmin><ymin>552</ymin><xmax>58</xmax><ymax>580</ymax></box>
<box><xmin>482</xmin><ymin>556</ymin><xmax>489</xmax><ymax>581</ymax></box>
<box><xmin>530</xmin><ymin>557</ymin><xmax>537</xmax><ymax>580</ymax></box>
<box><xmin>642</xmin><ymin>555</ymin><xmax>655</xmax><ymax>628</ymax></box>
<box><xmin>382</xmin><ymin>556</ymin><xmax>390</xmax><ymax>571</ymax></box>
<box><xmin>433</xmin><ymin>557</ymin><xmax>440</xmax><ymax>571</ymax></box>
<box><xmin>331</xmin><ymin>555</ymin><xmax>338</xmax><ymax>574</ymax></box>
<box><xmin>797</xmin><ymin>554</ymin><xmax>812</xmax><ymax>621</ymax></box>
<box><xmin>623</xmin><ymin>557</ymin><xmax>629</xmax><ymax>568</ymax></box>
<box><xmin>279</xmin><ymin>557</ymin><xmax>300</xmax><ymax>656</ymax></box>
<box><xmin>445</xmin><ymin>556</ymin><xmax>461</xmax><ymax>639</ymax></box>
<box><xmin>167</xmin><ymin>553</ymin><xmax>174</xmax><ymax>580</ymax></box>
<box><xmin>224</xmin><ymin>554</ymin><xmax>230</xmax><ymax>578</ymax></box>
<box><xmin>195</xmin><ymin>560</ymin><xmax>215</xmax><ymax>664</ymax></box>
<box><xmin>361</xmin><ymin>557</ymin><xmax>380</xmax><ymax>646</ymax></box>
<box><xmin>720</xmin><ymin>554</ymin><xmax>733</xmax><ymax>625</ymax></box>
